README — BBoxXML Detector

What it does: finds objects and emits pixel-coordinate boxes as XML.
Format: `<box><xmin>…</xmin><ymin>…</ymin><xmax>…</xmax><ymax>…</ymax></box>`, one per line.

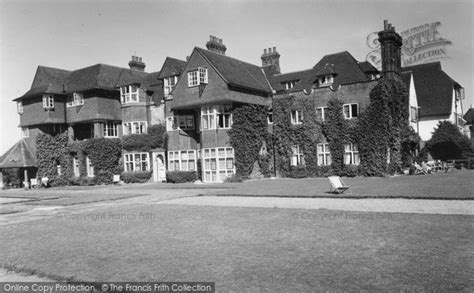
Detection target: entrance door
<box><xmin>152</xmin><ymin>152</ymin><xmax>166</xmax><ymax>182</ymax></box>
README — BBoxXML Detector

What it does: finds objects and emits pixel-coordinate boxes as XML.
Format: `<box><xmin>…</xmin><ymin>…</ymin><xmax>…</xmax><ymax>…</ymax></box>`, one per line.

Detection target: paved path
<box><xmin>158</xmin><ymin>196</ymin><xmax>474</xmax><ymax>215</ymax></box>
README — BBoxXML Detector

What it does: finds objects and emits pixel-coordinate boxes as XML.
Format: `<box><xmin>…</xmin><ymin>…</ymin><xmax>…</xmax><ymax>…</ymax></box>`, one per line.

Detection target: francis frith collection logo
<box><xmin>366</xmin><ymin>21</ymin><xmax>452</xmax><ymax>69</ymax></box>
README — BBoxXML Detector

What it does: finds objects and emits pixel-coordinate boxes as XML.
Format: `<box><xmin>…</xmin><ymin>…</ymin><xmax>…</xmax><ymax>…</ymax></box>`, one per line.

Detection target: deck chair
<box><xmin>328</xmin><ymin>176</ymin><xmax>350</xmax><ymax>194</ymax></box>
<box><xmin>113</xmin><ymin>174</ymin><xmax>121</xmax><ymax>184</ymax></box>
<box><xmin>421</xmin><ymin>162</ymin><xmax>432</xmax><ymax>174</ymax></box>
<box><xmin>413</xmin><ymin>162</ymin><xmax>426</xmax><ymax>175</ymax></box>
<box><xmin>30</xmin><ymin>178</ymin><xmax>38</xmax><ymax>189</ymax></box>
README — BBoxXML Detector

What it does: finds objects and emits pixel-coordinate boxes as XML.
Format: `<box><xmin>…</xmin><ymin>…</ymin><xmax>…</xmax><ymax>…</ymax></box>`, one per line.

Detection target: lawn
<box><xmin>0</xmin><ymin>203</ymin><xmax>472</xmax><ymax>292</ymax></box>
<box><xmin>211</xmin><ymin>169</ymin><xmax>474</xmax><ymax>199</ymax></box>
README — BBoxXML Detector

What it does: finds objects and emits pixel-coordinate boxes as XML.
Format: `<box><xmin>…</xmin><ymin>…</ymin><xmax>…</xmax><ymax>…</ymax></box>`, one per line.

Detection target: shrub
<box><xmin>48</xmin><ymin>176</ymin><xmax>69</xmax><ymax>187</ymax></box>
<box><xmin>121</xmin><ymin>171</ymin><xmax>152</xmax><ymax>183</ymax></box>
<box><xmin>166</xmin><ymin>171</ymin><xmax>197</xmax><ymax>183</ymax></box>
<box><xmin>288</xmin><ymin>166</ymin><xmax>308</xmax><ymax>178</ymax></box>
<box><xmin>68</xmin><ymin>177</ymin><xmax>97</xmax><ymax>186</ymax></box>
<box><xmin>426</xmin><ymin>121</ymin><xmax>473</xmax><ymax>160</ymax></box>
<box><xmin>122</xmin><ymin>124</ymin><xmax>166</xmax><ymax>152</ymax></box>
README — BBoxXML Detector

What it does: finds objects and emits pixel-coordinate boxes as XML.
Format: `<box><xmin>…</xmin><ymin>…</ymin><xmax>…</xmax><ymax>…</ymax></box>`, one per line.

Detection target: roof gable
<box><xmin>401</xmin><ymin>62</ymin><xmax>454</xmax><ymax>117</ymax></box>
<box><xmin>30</xmin><ymin>66</ymin><xmax>70</xmax><ymax>89</ymax></box>
<box><xmin>313</xmin><ymin>51</ymin><xmax>368</xmax><ymax>86</ymax></box>
<box><xmin>196</xmin><ymin>47</ymin><xmax>272</xmax><ymax>93</ymax></box>
<box><xmin>158</xmin><ymin>57</ymin><xmax>187</xmax><ymax>79</ymax></box>
<box><xmin>0</xmin><ymin>139</ymin><xmax>36</xmax><ymax>168</ymax></box>
<box><xmin>464</xmin><ymin>108</ymin><xmax>474</xmax><ymax>124</ymax></box>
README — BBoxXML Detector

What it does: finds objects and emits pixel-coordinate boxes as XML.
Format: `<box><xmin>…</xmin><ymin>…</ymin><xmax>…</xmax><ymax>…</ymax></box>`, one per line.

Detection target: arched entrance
<box><xmin>152</xmin><ymin>150</ymin><xmax>166</xmax><ymax>182</ymax></box>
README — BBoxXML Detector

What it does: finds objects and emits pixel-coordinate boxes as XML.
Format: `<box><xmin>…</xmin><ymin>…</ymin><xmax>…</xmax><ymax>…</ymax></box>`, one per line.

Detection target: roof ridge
<box><xmin>195</xmin><ymin>47</ymin><xmax>262</xmax><ymax>70</ymax></box>
<box><xmin>273</xmin><ymin>68</ymin><xmax>314</xmax><ymax>76</ymax></box>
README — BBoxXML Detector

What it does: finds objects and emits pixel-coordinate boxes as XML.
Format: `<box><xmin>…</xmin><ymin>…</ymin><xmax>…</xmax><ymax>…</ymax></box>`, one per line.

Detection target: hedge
<box><xmin>166</xmin><ymin>171</ymin><xmax>197</xmax><ymax>183</ymax></box>
<box><xmin>121</xmin><ymin>171</ymin><xmax>152</xmax><ymax>183</ymax></box>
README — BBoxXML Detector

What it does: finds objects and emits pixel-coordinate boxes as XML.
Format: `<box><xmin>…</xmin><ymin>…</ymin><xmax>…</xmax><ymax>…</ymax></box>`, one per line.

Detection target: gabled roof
<box><xmin>401</xmin><ymin>62</ymin><xmax>455</xmax><ymax>117</ymax></box>
<box><xmin>195</xmin><ymin>47</ymin><xmax>273</xmax><ymax>94</ymax></box>
<box><xmin>312</xmin><ymin>51</ymin><xmax>368</xmax><ymax>86</ymax></box>
<box><xmin>30</xmin><ymin>66</ymin><xmax>70</xmax><ymax>89</ymax></box>
<box><xmin>0</xmin><ymin>139</ymin><xmax>36</xmax><ymax>168</ymax></box>
<box><xmin>115</xmin><ymin>68</ymin><xmax>150</xmax><ymax>88</ymax></box>
<box><xmin>463</xmin><ymin>108</ymin><xmax>474</xmax><ymax>125</ymax></box>
<box><xmin>158</xmin><ymin>57</ymin><xmax>187</xmax><ymax>79</ymax></box>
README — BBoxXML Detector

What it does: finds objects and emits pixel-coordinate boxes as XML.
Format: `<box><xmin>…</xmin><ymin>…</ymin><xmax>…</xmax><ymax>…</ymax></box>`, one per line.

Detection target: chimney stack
<box><xmin>129</xmin><ymin>55</ymin><xmax>146</xmax><ymax>72</ymax></box>
<box><xmin>261</xmin><ymin>46</ymin><xmax>281</xmax><ymax>74</ymax></box>
<box><xmin>206</xmin><ymin>35</ymin><xmax>227</xmax><ymax>55</ymax></box>
<box><xmin>378</xmin><ymin>20</ymin><xmax>402</xmax><ymax>79</ymax></box>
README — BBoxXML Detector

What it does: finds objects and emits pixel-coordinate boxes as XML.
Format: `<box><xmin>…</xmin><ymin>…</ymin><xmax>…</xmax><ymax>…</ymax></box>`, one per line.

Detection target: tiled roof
<box><xmin>196</xmin><ymin>47</ymin><xmax>273</xmax><ymax>93</ymax></box>
<box><xmin>268</xmin><ymin>69</ymin><xmax>315</xmax><ymax>93</ymax></box>
<box><xmin>16</xmin><ymin>63</ymin><xmax>163</xmax><ymax>101</ymax></box>
<box><xmin>401</xmin><ymin>62</ymin><xmax>455</xmax><ymax>117</ymax></box>
<box><xmin>463</xmin><ymin>108</ymin><xmax>474</xmax><ymax>124</ymax></box>
<box><xmin>358</xmin><ymin>61</ymin><xmax>379</xmax><ymax>73</ymax></box>
<box><xmin>0</xmin><ymin>139</ymin><xmax>37</xmax><ymax>168</ymax></box>
<box><xmin>158</xmin><ymin>57</ymin><xmax>187</xmax><ymax>79</ymax></box>
<box><xmin>312</xmin><ymin>51</ymin><xmax>368</xmax><ymax>86</ymax></box>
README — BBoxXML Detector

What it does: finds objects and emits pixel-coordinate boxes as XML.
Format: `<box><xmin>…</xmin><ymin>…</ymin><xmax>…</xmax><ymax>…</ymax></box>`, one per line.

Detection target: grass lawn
<box><xmin>0</xmin><ymin>204</ymin><xmax>472</xmax><ymax>292</ymax></box>
<box><xmin>213</xmin><ymin>170</ymin><xmax>474</xmax><ymax>199</ymax></box>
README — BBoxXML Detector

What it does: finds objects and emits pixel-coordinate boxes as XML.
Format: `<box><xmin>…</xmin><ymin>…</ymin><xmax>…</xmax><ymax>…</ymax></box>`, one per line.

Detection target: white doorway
<box><xmin>152</xmin><ymin>151</ymin><xmax>166</xmax><ymax>182</ymax></box>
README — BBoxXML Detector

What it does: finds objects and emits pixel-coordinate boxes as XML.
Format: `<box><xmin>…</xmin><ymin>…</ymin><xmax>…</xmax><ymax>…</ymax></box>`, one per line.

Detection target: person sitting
<box><xmin>421</xmin><ymin>161</ymin><xmax>432</xmax><ymax>174</ymax></box>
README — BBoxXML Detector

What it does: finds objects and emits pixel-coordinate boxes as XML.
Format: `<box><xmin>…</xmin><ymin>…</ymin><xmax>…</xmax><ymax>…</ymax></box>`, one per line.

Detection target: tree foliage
<box><xmin>426</xmin><ymin>121</ymin><xmax>473</xmax><ymax>160</ymax></box>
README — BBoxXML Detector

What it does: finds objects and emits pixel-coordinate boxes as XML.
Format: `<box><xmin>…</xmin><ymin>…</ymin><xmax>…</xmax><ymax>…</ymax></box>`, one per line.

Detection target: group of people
<box><xmin>412</xmin><ymin>160</ymin><xmax>453</xmax><ymax>175</ymax></box>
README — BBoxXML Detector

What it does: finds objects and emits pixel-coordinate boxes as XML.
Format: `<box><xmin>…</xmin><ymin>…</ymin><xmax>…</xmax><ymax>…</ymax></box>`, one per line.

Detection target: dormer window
<box><xmin>43</xmin><ymin>94</ymin><xmax>54</xmax><ymax>110</ymax></box>
<box><xmin>188</xmin><ymin>67</ymin><xmax>208</xmax><ymax>87</ymax></box>
<box><xmin>164</xmin><ymin>76</ymin><xmax>178</xmax><ymax>97</ymax></box>
<box><xmin>120</xmin><ymin>85</ymin><xmax>139</xmax><ymax>103</ymax></box>
<box><xmin>316</xmin><ymin>75</ymin><xmax>334</xmax><ymax>87</ymax></box>
<box><xmin>284</xmin><ymin>80</ymin><xmax>299</xmax><ymax>90</ymax></box>
<box><xmin>17</xmin><ymin>101</ymin><xmax>23</xmax><ymax>114</ymax></box>
<box><xmin>67</xmin><ymin>93</ymin><xmax>84</xmax><ymax>107</ymax></box>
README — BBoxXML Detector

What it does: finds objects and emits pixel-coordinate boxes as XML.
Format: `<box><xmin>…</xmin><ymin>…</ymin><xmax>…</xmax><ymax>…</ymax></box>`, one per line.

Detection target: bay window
<box><xmin>164</xmin><ymin>76</ymin><xmax>178</xmax><ymax>97</ymax></box>
<box><xmin>168</xmin><ymin>150</ymin><xmax>197</xmax><ymax>171</ymax></box>
<box><xmin>203</xmin><ymin>147</ymin><xmax>234</xmax><ymax>182</ymax></box>
<box><xmin>123</xmin><ymin>121</ymin><xmax>147</xmax><ymax>135</ymax></box>
<box><xmin>124</xmin><ymin>152</ymin><xmax>150</xmax><ymax>172</ymax></box>
<box><xmin>67</xmin><ymin>93</ymin><xmax>84</xmax><ymax>107</ymax></box>
<box><xmin>43</xmin><ymin>94</ymin><xmax>54</xmax><ymax>109</ymax></box>
<box><xmin>188</xmin><ymin>67</ymin><xmax>208</xmax><ymax>87</ymax></box>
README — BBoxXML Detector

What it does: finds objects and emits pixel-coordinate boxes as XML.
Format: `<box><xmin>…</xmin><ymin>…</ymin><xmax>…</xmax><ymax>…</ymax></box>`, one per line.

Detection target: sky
<box><xmin>0</xmin><ymin>0</ymin><xmax>472</xmax><ymax>154</ymax></box>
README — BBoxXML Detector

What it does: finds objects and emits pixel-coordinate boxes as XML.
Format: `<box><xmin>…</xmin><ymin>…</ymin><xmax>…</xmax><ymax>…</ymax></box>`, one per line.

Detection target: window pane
<box><xmin>219</xmin><ymin>158</ymin><xmax>226</xmax><ymax>169</ymax></box>
<box><xmin>343</xmin><ymin>105</ymin><xmax>350</xmax><ymax>118</ymax></box>
<box><xmin>351</xmin><ymin>104</ymin><xmax>358</xmax><ymax>117</ymax></box>
<box><xmin>226</xmin><ymin>158</ymin><xmax>233</xmax><ymax>170</ymax></box>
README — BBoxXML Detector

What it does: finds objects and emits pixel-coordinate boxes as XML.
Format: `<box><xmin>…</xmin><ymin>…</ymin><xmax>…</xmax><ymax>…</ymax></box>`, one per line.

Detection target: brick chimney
<box><xmin>129</xmin><ymin>56</ymin><xmax>146</xmax><ymax>71</ymax></box>
<box><xmin>378</xmin><ymin>20</ymin><xmax>402</xmax><ymax>79</ymax></box>
<box><xmin>206</xmin><ymin>35</ymin><xmax>227</xmax><ymax>55</ymax></box>
<box><xmin>261</xmin><ymin>47</ymin><xmax>280</xmax><ymax>74</ymax></box>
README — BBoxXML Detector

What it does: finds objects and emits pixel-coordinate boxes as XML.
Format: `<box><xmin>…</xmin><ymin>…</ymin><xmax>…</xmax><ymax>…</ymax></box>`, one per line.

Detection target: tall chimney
<box><xmin>129</xmin><ymin>55</ymin><xmax>146</xmax><ymax>71</ymax></box>
<box><xmin>261</xmin><ymin>46</ymin><xmax>281</xmax><ymax>74</ymax></box>
<box><xmin>378</xmin><ymin>20</ymin><xmax>402</xmax><ymax>79</ymax></box>
<box><xmin>206</xmin><ymin>35</ymin><xmax>227</xmax><ymax>55</ymax></box>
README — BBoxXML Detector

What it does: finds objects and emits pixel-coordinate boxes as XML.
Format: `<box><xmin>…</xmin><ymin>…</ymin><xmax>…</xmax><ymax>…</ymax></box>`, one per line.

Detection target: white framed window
<box><xmin>104</xmin><ymin>121</ymin><xmax>119</xmax><ymax>137</ymax></box>
<box><xmin>124</xmin><ymin>152</ymin><xmax>150</xmax><ymax>172</ymax></box>
<box><xmin>42</xmin><ymin>94</ymin><xmax>54</xmax><ymax>109</ymax></box>
<box><xmin>167</xmin><ymin>115</ymin><xmax>194</xmax><ymax>131</ymax></box>
<box><xmin>17</xmin><ymin>101</ymin><xmax>23</xmax><ymax>114</ymax></box>
<box><xmin>203</xmin><ymin>147</ymin><xmax>234</xmax><ymax>183</ymax></box>
<box><xmin>267</xmin><ymin>111</ymin><xmax>273</xmax><ymax>124</ymax></box>
<box><xmin>21</xmin><ymin>127</ymin><xmax>29</xmax><ymax>138</ymax></box>
<box><xmin>86</xmin><ymin>156</ymin><xmax>94</xmax><ymax>177</ymax></box>
<box><xmin>343</xmin><ymin>103</ymin><xmax>358</xmax><ymax>119</ymax></box>
<box><xmin>291</xmin><ymin>145</ymin><xmax>305</xmax><ymax>166</ymax></box>
<box><xmin>316</xmin><ymin>75</ymin><xmax>334</xmax><ymax>87</ymax></box>
<box><xmin>317</xmin><ymin>143</ymin><xmax>332</xmax><ymax>166</ymax></box>
<box><xmin>291</xmin><ymin>110</ymin><xmax>303</xmax><ymax>125</ymax></box>
<box><xmin>73</xmin><ymin>157</ymin><xmax>80</xmax><ymax>177</ymax></box>
<box><xmin>168</xmin><ymin>150</ymin><xmax>197</xmax><ymax>172</ymax></box>
<box><xmin>284</xmin><ymin>80</ymin><xmax>299</xmax><ymax>90</ymax></box>
<box><xmin>188</xmin><ymin>67</ymin><xmax>208</xmax><ymax>87</ymax></box>
<box><xmin>123</xmin><ymin>121</ymin><xmax>147</xmax><ymax>135</ymax></box>
<box><xmin>316</xmin><ymin>106</ymin><xmax>327</xmax><ymax>121</ymax></box>
<box><xmin>217</xmin><ymin>105</ymin><xmax>232</xmax><ymax>128</ymax></box>
<box><xmin>344</xmin><ymin>143</ymin><xmax>360</xmax><ymax>165</ymax></box>
<box><xmin>164</xmin><ymin>76</ymin><xmax>178</xmax><ymax>97</ymax></box>
<box><xmin>202</xmin><ymin>107</ymin><xmax>216</xmax><ymax>130</ymax></box>
<box><xmin>67</xmin><ymin>93</ymin><xmax>85</xmax><ymax>107</ymax></box>
<box><xmin>120</xmin><ymin>85</ymin><xmax>139</xmax><ymax>103</ymax></box>
<box><xmin>410</xmin><ymin>106</ymin><xmax>418</xmax><ymax>123</ymax></box>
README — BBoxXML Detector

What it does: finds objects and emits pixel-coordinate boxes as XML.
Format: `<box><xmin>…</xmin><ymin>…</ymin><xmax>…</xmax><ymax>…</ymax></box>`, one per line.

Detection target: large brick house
<box><xmin>0</xmin><ymin>57</ymin><xmax>166</xmax><ymax>186</ymax></box>
<box><xmin>1</xmin><ymin>21</ymin><xmax>468</xmax><ymax>186</ymax></box>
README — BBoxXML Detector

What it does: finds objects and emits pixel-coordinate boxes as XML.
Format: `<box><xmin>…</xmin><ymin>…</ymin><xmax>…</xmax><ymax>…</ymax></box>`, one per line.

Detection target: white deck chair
<box><xmin>113</xmin><ymin>174</ymin><xmax>121</xmax><ymax>184</ymax></box>
<box><xmin>30</xmin><ymin>178</ymin><xmax>38</xmax><ymax>189</ymax></box>
<box><xmin>328</xmin><ymin>176</ymin><xmax>350</xmax><ymax>194</ymax></box>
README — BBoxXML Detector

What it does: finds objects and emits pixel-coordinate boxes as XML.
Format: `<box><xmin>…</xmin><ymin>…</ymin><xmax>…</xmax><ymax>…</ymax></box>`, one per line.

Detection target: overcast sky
<box><xmin>0</xmin><ymin>0</ymin><xmax>472</xmax><ymax>153</ymax></box>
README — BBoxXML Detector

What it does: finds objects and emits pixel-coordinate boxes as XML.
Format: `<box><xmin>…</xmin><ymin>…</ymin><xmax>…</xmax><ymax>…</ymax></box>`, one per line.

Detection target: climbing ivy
<box><xmin>355</xmin><ymin>77</ymin><xmax>410</xmax><ymax>176</ymax></box>
<box><xmin>228</xmin><ymin>103</ymin><xmax>269</xmax><ymax>179</ymax></box>
<box><xmin>36</xmin><ymin>132</ymin><xmax>73</xmax><ymax>186</ymax></box>
<box><xmin>273</xmin><ymin>95</ymin><xmax>323</xmax><ymax>177</ymax></box>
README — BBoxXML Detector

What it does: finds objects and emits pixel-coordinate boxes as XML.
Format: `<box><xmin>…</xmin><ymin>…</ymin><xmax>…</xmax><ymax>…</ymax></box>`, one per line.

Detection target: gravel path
<box><xmin>158</xmin><ymin>196</ymin><xmax>474</xmax><ymax>215</ymax></box>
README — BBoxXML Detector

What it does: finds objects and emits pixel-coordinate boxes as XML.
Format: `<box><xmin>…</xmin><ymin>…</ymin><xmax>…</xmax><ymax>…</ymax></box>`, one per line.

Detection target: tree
<box><xmin>426</xmin><ymin>121</ymin><xmax>473</xmax><ymax>161</ymax></box>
